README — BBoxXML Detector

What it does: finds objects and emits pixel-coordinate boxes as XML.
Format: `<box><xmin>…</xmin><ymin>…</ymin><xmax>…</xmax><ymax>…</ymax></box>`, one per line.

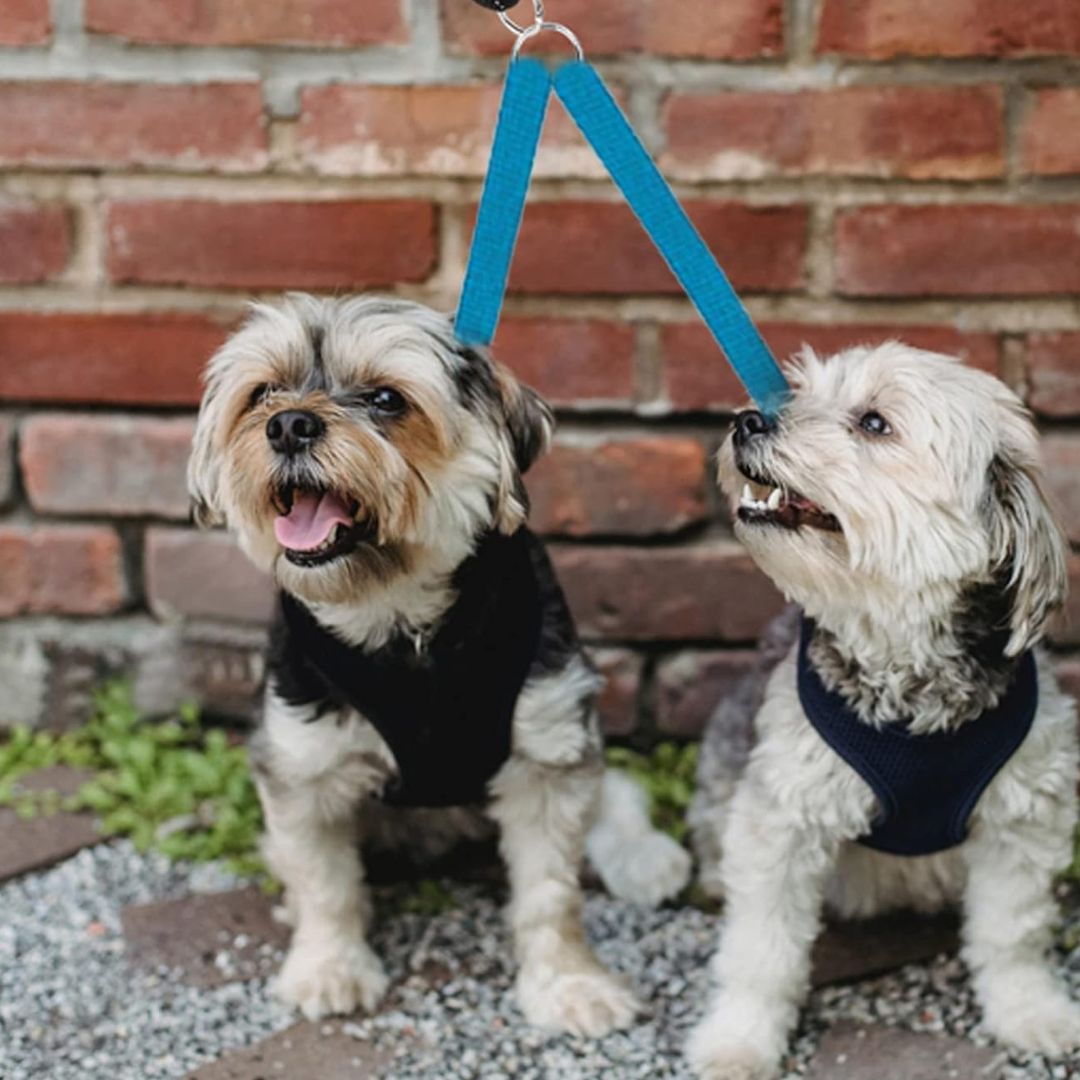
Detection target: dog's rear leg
<box><xmin>489</xmin><ymin>756</ymin><xmax>640</xmax><ymax>1037</ymax></box>
<box><xmin>587</xmin><ymin>769</ymin><xmax>692</xmax><ymax>907</ymax></box>
<box><xmin>259</xmin><ymin>777</ymin><xmax>388</xmax><ymax>1021</ymax></box>
<box><xmin>963</xmin><ymin>819</ymin><xmax>1080</xmax><ymax>1055</ymax></box>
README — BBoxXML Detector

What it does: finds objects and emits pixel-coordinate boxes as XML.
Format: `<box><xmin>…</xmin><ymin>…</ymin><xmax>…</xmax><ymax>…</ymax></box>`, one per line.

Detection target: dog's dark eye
<box><xmin>247</xmin><ymin>383</ymin><xmax>275</xmax><ymax>410</ymax></box>
<box><xmin>366</xmin><ymin>388</ymin><xmax>407</xmax><ymax>416</ymax></box>
<box><xmin>858</xmin><ymin>410</ymin><xmax>892</xmax><ymax>437</ymax></box>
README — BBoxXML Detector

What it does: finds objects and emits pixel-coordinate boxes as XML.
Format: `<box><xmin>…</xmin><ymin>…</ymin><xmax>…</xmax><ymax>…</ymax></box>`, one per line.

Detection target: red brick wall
<box><xmin>1</xmin><ymin>0</ymin><xmax>1079</xmax><ymax>733</ymax></box>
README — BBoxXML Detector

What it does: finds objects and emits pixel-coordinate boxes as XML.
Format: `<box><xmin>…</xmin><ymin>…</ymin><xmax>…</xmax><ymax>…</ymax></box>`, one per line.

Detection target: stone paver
<box><xmin>0</xmin><ymin>765</ymin><xmax>101</xmax><ymax>881</ymax></box>
<box><xmin>812</xmin><ymin>912</ymin><xmax>959</xmax><ymax>987</ymax></box>
<box><xmin>183</xmin><ymin>1020</ymin><xmax>400</xmax><ymax>1080</ymax></box>
<box><xmin>121</xmin><ymin>886</ymin><xmax>289</xmax><ymax>987</ymax></box>
<box><xmin>805</xmin><ymin>1022</ymin><xmax>1005</xmax><ymax>1079</ymax></box>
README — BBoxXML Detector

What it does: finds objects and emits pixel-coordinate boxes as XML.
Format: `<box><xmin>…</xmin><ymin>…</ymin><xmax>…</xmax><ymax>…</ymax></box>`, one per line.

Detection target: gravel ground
<box><xmin>2</xmin><ymin>841</ymin><xmax>1079</xmax><ymax>1080</ymax></box>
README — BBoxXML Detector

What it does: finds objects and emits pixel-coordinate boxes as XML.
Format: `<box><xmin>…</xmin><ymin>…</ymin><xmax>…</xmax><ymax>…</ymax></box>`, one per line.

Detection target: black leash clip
<box><xmin>470</xmin><ymin>0</ymin><xmax>521</xmax><ymax>10</ymax></box>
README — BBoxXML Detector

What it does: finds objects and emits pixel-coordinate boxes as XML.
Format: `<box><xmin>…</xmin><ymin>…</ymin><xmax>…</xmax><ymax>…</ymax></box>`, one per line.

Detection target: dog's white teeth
<box><xmin>767</xmin><ymin>487</ymin><xmax>783</xmax><ymax>511</ymax></box>
<box><xmin>741</xmin><ymin>483</ymin><xmax>753</xmax><ymax>506</ymax></box>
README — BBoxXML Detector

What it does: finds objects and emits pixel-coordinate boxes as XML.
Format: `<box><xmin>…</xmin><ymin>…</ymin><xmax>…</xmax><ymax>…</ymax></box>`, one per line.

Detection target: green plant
<box><xmin>0</xmin><ymin>682</ymin><xmax>265</xmax><ymax>877</ymax></box>
<box><xmin>605</xmin><ymin>740</ymin><xmax>698</xmax><ymax>844</ymax></box>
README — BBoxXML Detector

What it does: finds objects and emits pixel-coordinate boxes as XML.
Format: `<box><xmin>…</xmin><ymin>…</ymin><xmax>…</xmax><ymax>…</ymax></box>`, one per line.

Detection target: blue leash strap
<box><xmin>456</xmin><ymin>57</ymin><xmax>552</xmax><ymax>347</ymax></box>
<box><xmin>554</xmin><ymin>61</ymin><xmax>788</xmax><ymax>415</ymax></box>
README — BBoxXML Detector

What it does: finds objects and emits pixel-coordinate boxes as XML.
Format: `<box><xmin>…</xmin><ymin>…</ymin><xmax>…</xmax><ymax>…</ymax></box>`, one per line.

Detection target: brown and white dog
<box><xmin>188</xmin><ymin>294</ymin><xmax>690</xmax><ymax>1034</ymax></box>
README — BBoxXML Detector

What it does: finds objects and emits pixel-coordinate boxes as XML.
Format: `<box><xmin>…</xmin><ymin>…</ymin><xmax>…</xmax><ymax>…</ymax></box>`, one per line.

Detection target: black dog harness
<box><xmin>273</xmin><ymin>529</ymin><xmax>545</xmax><ymax>808</ymax></box>
<box><xmin>797</xmin><ymin>618</ymin><xmax>1039</xmax><ymax>856</ymax></box>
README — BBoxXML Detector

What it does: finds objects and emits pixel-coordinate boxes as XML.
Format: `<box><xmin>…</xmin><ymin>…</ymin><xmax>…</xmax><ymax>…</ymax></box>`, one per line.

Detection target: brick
<box><xmin>493</xmin><ymin>318</ymin><xmax>635</xmax><ymax>409</ymax></box>
<box><xmin>590</xmin><ymin>648</ymin><xmax>642</xmax><ymax>737</ymax></box>
<box><xmin>662</xmin><ymin>322</ymin><xmax>999</xmax><ymax>412</ymax></box>
<box><xmin>506</xmin><ymin>201</ymin><xmax>806</xmax><ymax>295</ymax></box>
<box><xmin>0</xmin><ymin>0</ymin><xmax>50</xmax><ymax>44</ymax></box>
<box><xmin>528</xmin><ymin>436</ymin><xmax>708</xmax><ymax>537</ymax></box>
<box><xmin>0</xmin><ymin>312</ymin><xmax>231</xmax><ymax>407</ymax></box>
<box><xmin>106</xmin><ymin>199</ymin><xmax>437</xmax><ymax>290</ymax></box>
<box><xmin>655</xmin><ymin>649</ymin><xmax>757</xmax><ymax>737</ymax></box>
<box><xmin>662</xmin><ymin>86</ymin><xmax>1003</xmax><ymax>181</ymax></box>
<box><xmin>299</xmin><ymin>84</ymin><xmax>619</xmax><ymax>180</ymax></box>
<box><xmin>0</xmin><ymin>82</ymin><xmax>267</xmax><ymax>172</ymax></box>
<box><xmin>1022</xmin><ymin>89</ymin><xmax>1080</xmax><ymax>177</ymax></box>
<box><xmin>836</xmin><ymin>205</ymin><xmax>1080</xmax><ymax>298</ymax></box>
<box><xmin>1043</xmin><ymin>435</ymin><xmax>1080</xmax><ymax>545</ymax></box>
<box><xmin>805</xmin><ymin>1023</ymin><xmax>998</xmax><ymax>1080</ymax></box>
<box><xmin>552</xmin><ymin>542</ymin><xmax>785</xmax><ymax>641</ymax></box>
<box><xmin>1025</xmin><ymin>333</ymin><xmax>1080</xmax><ymax>418</ymax></box>
<box><xmin>817</xmin><ymin>0</ymin><xmax>1080</xmax><ymax>59</ymax></box>
<box><xmin>1053</xmin><ymin>554</ymin><xmax>1080</xmax><ymax>646</ymax></box>
<box><xmin>0</xmin><ymin>200</ymin><xmax>68</xmax><ymax>283</ymax></box>
<box><xmin>20</xmin><ymin>414</ymin><xmax>193</xmax><ymax>520</ymax></box>
<box><xmin>0</xmin><ymin>416</ymin><xmax>13</xmax><ymax>509</ymax></box>
<box><xmin>85</xmin><ymin>0</ymin><xmax>407</xmax><ymax>46</ymax></box>
<box><xmin>145</xmin><ymin>529</ymin><xmax>273</xmax><ymax>624</ymax></box>
<box><xmin>1058</xmin><ymin>656</ymin><xmax>1080</xmax><ymax>703</ymax></box>
<box><xmin>812</xmin><ymin>913</ymin><xmax>958</xmax><ymax>988</ymax></box>
<box><xmin>0</xmin><ymin>525</ymin><xmax>126</xmax><ymax>617</ymax></box>
<box><xmin>441</xmin><ymin>0</ymin><xmax>782</xmax><ymax>59</ymax></box>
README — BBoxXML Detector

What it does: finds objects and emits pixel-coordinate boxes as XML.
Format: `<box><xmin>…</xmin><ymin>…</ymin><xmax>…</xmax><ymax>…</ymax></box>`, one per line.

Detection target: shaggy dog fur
<box><xmin>188</xmin><ymin>295</ymin><xmax>690</xmax><ymax>1034</ymax></box>
<box><xmin>687</xmin><ymin>343</ymin><xmax>1078</xmax><ymax>1079</ymax></box>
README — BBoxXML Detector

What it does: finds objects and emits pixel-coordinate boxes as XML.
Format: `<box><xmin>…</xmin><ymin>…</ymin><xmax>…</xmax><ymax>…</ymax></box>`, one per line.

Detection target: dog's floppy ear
<box><xmin>986</xmin><ymin>433</ymin><xmax>1068</xmax><ymax>657</ymax></box>
<box><xmin>187</xmin><ymin>373</ymin><xmax>226</xmax><ymax>529</ymax></box>
<box><xmin>490</xmin><ymin>362</ymin><xmax>554</xmax><ymax>534</ymax></box>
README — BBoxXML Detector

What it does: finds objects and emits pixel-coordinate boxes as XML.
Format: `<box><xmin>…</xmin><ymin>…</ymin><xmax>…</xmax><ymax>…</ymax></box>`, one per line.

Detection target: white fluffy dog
<box><xmin>188</xmin><ymin>295</ymin><xmax>690</xmax><ymax>1034</ymax></box>
<box><xmin>688</xmin><ymin>343</ymin><xmax>1078</xmax><ymax>1078</ymax></box>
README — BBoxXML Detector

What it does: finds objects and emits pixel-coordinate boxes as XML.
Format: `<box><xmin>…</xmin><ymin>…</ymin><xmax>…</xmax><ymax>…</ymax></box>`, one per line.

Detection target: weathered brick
<box><xmin>1022</xmin><ymin>89</ymin><xmax>1080</xmax><ymax>177</ymax></box>
<box><xmin>1025</xmin><ymin>333</ymin><xmax>1080</xmax><ymax>419</ymax></box>
<box><xmin>529</xmin><ymin>436</ymin><xmax>708</xmax><ymax>537</ymax></box>
<box><xmin>552</xmin><ymin>543</ymin><xmax>785</xmax><ymax>641</ymax></box>
<box><xmin>145</xmin><ymin>529</ymin><xmax>273</xmax><ymax>624</ymax></box>
<box><xmin>441</xmin><ymin>0</ymin><xmax>782</xmax><ymax>59</ymax></box>
<box><xmin>0</xmin><ymin>200</ymin><xmax>68</xmax><ymax>283</ymax></box>
<box><xmin>590</xmin><ymin>648</ymin><xmax>643</xmax><ymax>737</ymax></box>
<box><xmin>85</xmin><ymin>0</ymin><xmax>407</xmax><ymax>46</ymax></box>
<box><xmin>662</xmin><ymin>322</ymin><xmax>999</xmax><ymax>412</ymax></box>
<box><xmin>299</xmin><ymin>84</ymin><xmax>617</xmax><ymax>179</ymax></box>
<box><xmin>0</xmin><ymin>312</ymin><xmax>230</xmax><ymax>407</ymax></box>
<box><xmin>0</xmin><ymin>82</ymin><xmax>267</xmax><ymax>171</ymax></box>
<box><xmin>1058</xmin><ymin>656</ymin><xmax>1080</xmax><ymax>704</ymax></box>
<box><xmin>506</xmin><ymin>201</ymin><xmax>807</xmax><ymax>295</ymax></box>
<box><xmin>493</xmin><ymin>318</ymin><xmax>635</xmax><ymax>409</ymax></box>
<box><xmin>835</xmin><ymin>205</ymin><xmax>1080</xmax><ymax>297</ymax></box>
<box><xmin>0</xmin><ymin>526</ymin><xmax>126</xmax><ymax>617</ymax></box>
<box><xmin>662</xmin><ymin>87</ymin><xmax>1003</xmax><ymax>181</ymax></box>
<box><xmin>817</xmin><ymin>0</ymin><xmax>1080</xmax><ymax>59</ymax></box>
<box><xmin>1042</xmin><ymin>434</ymin><xmax>1080</xmax><ymax>545</ymax></box>
<box><xmin>0</xmin><ymin>0</ymin><xmax>50</xmax><ymax>44</ymax></box>
<box><xmin>0</xmin><ymin>417</ymin><xmax>13</xmax><ymax>509</ymax></box>
<box><xmin>20</xmin><ymin>414</ymin><xmax>193</xmax><ymax>520</ymax></box>
<box><xmin>655</xmin><ymin>649</ymin><xmax>757</xmax><ymax>737</ymax></box>
<box><xmin>105</xmin><ymin>199</ymin><xmax>437</xmax><ymax>290</ymax></box>
<box><xmin>1052</xmin><ymin>554</ymin><xmax>1080</xmax><ymax>647</ymax></box>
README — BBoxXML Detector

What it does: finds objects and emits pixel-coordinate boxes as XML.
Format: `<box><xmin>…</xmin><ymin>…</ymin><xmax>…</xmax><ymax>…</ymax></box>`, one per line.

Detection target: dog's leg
<box><xmin>688</xmin><ymin>784</ymin><xmax>836</xmax><ymax>1080</ymax></box>
<box><xmin>488</xmin><ymin>756</ymin><xmax>640</xmax><ymax>1037</ymax></box>
<box><xmin>587</xmin><ymin>768</ymin><xmax>692</xmax><ymax>907</ymax></box>
<box><xmin>259</xmin><ymin>777</ymin><xmax>388</xmax><ymax>1020</ymax></box>
<box><xmin>962</xmin><ymin>819</ymin><xmax>1080</xmax><ymax>1055</ymax></box>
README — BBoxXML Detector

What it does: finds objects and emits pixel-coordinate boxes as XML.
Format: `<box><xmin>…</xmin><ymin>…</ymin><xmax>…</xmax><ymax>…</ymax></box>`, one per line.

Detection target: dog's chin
<box><xmin>732</xmin><ymin>464</ymin><xmax>843</xmax><ymax>536</ymax></box>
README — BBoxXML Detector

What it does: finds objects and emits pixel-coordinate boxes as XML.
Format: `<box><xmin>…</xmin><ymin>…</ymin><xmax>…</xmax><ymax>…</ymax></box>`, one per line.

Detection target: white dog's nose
<box><xmin>267</xmin><ymin>410</ymin><xmax>324</xmax><ymax>456</ymax></box>
<box><xmin>733</xmin><ymin>409</ymin><xmax>774</xmax><ymax>448</ymax></box>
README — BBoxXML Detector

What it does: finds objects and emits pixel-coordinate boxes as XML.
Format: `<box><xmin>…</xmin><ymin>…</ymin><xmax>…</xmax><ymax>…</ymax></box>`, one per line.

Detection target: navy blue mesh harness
<box><xmin>797</xmin><ymin>618</ymin><xmax>1039</xmax><ymax>856</ymax></box>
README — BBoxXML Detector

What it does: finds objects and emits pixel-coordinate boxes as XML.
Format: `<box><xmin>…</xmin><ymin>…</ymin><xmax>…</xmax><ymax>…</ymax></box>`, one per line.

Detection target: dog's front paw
<box><xmin>687</xmin><ymin>1020</ymin><xmax>778</xmax><ymax>1080</ymax></box>
<box><xmin>599</xmin><ymin>830</ymin><xmax>693</xmax><ymax>908</ymax></box>
<box><xmin>517</xmin><ymin>966</ymin><xmax>640</xmax><ymax>1037</ymax></box>
<box><xmin>275</xmin><ymin>938</ymin><xmax>389</xmax><ymax>1020</ymax></box>
<box><xmin>985</xmin><ymin>994</ymin><xmax>1080</xmax><ymax>1056</ymax></box>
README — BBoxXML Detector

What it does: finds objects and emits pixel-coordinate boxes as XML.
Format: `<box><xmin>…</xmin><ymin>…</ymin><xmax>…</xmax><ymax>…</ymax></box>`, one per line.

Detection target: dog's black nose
<box><xmin>733</xmin><ymin>409</ymin><xmax>774</xmax><ymax>448</ymax></box>
<box><xmin>266</xmin><ymin>410</ymin><xmax>324</xmax><ymax>456</ymax></box>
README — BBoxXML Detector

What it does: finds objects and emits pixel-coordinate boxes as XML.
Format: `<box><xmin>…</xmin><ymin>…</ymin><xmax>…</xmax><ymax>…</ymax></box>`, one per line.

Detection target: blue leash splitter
<box><xmin>456</xmin><ymin>6</ymin><xmax>790</xmax><ymax>417</ymax></box>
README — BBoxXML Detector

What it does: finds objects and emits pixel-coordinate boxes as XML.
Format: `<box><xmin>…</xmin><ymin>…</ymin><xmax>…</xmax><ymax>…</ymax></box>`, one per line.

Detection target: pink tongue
<box><xmin>274</xmin><ymin>491</ymin><xmax>354</xmax><ymax>552</ymax></box>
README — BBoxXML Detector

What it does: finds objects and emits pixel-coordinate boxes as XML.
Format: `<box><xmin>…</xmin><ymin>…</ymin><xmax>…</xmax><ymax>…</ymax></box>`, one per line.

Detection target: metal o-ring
<box><xmin>511</xmin><ymin>20</ymin><xmax>584</xmax><ymax>61</ymax></box>
<box><xmin>498</xmin><ymin>0</ymin><xmax>544</xmax><ymax>36</ymax></box>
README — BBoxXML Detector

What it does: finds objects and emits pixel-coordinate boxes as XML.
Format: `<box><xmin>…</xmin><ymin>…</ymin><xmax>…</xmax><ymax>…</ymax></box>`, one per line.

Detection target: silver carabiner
<box><xmin>498</xmin><ymin>0</ymin><xmax>544</xmax><ymax>36</ymax></box>
<box><xmin>499</xmin><ymin>1</ymin><xmax>584</xmax><ymax>60</ymax></box>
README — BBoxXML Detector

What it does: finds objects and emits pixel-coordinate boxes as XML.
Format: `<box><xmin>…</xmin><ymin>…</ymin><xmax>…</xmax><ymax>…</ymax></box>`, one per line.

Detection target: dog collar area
<box><xmin>796</xmin><ymin>617</ymin><xmax>1039</xmax><ymax>857</ymax></box>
